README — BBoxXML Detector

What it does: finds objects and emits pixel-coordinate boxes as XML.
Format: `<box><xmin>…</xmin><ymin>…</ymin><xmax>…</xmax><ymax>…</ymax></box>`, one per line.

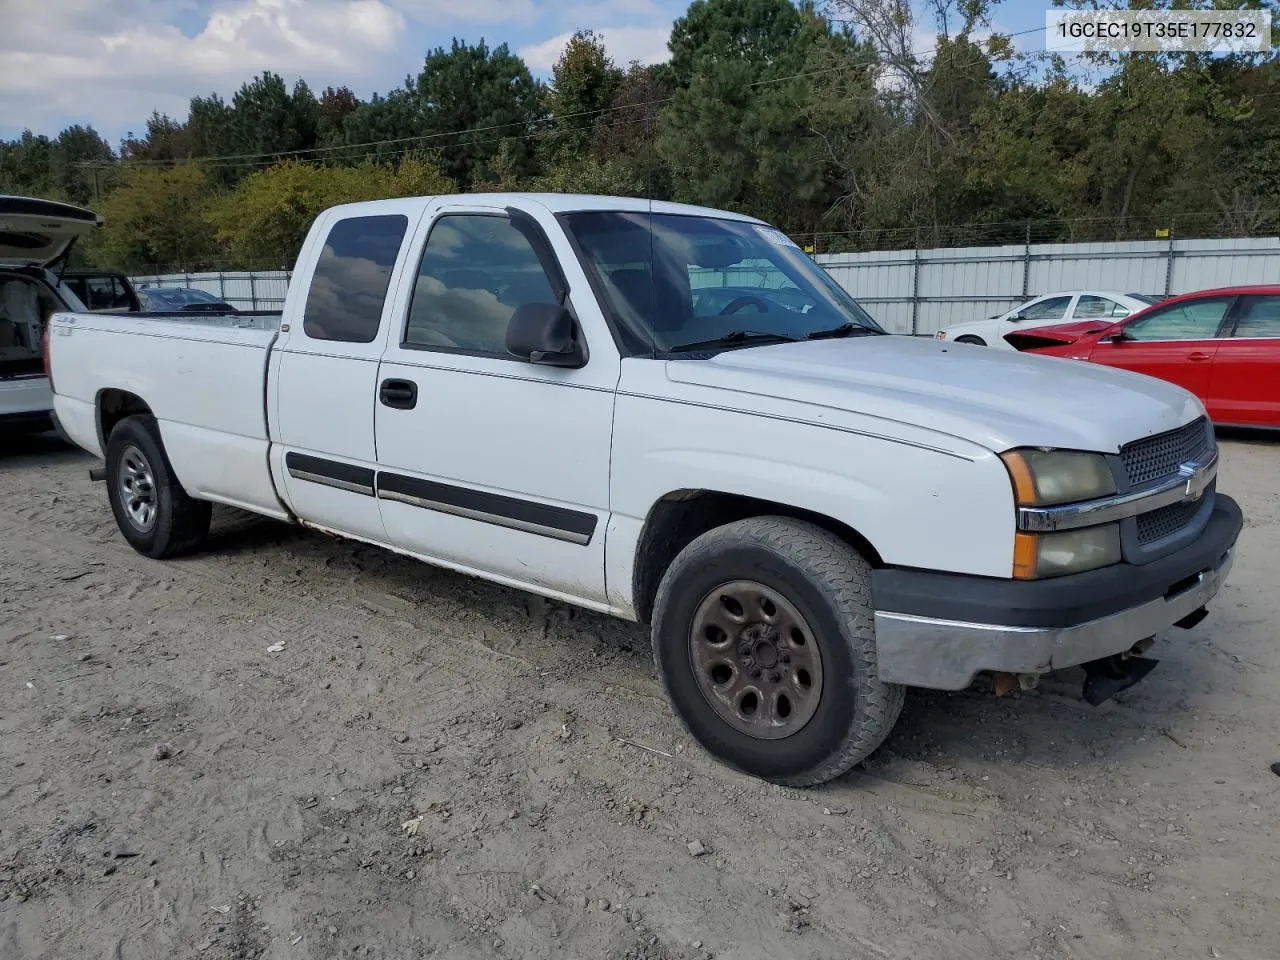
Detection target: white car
<box><xmin>0</xmin><ymin>196</ymin><xmax>96</xmax><ymax>432</ymax></box>
<box><xmin>47</xmin><ymin>194</ymin><xmax>1240</xmax><ymax>786</ymax></box>
<box><xmin>935</xmin><ymin>291</ymin><xmax>1158</xmax><ymax>349</ymax></box>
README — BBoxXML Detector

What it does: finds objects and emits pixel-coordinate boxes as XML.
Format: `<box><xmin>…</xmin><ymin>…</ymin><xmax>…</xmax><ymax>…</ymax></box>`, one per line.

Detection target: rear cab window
<box><xmin>302</xmin><ymin>214</ymin><xmax>409</xmax><ymax>343</ymax></box>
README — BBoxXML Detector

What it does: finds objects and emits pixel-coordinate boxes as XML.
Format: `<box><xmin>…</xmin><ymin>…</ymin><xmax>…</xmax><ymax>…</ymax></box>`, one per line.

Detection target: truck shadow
<box><xmin>0</xmin><ymin>429</ymin><xmax>87</xmax><ymax>471</ymax></box>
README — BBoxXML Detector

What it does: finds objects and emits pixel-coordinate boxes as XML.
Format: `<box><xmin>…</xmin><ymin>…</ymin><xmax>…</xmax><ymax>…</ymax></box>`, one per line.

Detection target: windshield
<box><xmin>560</xmin><ymin>211</ymin><xmax>883</xmax><ymax>355</ymax></box>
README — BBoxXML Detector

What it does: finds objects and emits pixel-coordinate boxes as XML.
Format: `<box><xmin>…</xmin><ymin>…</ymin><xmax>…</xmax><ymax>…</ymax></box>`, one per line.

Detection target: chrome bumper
<box><xmin>874</xmin><ymin>547</ymin><xmax>1234</xmax><ymax>691</ymax></box>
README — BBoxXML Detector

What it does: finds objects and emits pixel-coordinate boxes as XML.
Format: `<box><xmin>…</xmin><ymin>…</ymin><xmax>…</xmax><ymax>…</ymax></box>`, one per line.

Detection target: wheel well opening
<box><xmin>97</xmin><ymin>389</ymin><xmax>153</xmax><ymax>450</ymax></box>
<box><xmin>631</xmin><ymin>489</ymin><xmax>883</xmax><ymax>625</ymax></box>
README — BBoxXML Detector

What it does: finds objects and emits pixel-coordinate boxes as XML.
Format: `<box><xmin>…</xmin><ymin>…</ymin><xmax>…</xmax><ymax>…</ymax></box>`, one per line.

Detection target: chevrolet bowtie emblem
<box><xmin>1178</xmin><ymin>460</ymin><xmax>1211</xmax><ymax>499</ymax></box>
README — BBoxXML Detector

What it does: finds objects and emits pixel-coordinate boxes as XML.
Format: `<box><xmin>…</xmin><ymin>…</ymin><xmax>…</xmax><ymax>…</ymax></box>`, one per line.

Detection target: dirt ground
<box><xmin>1</xmin><ymin>431</ymin><xmax>1278</xmax><ymax>960</ymax></box>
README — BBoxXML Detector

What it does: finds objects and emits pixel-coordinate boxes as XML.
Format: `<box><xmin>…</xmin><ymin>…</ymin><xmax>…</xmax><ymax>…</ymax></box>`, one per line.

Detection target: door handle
<box><xmin>379</xmin><ymin>378</ymin><xmax>418</xmax><ymax>410</ymax></box>
<box><xmin>1187</xmin><ymin>352</ymin><xmax>1212</xmax><ymax>362</ymax></box>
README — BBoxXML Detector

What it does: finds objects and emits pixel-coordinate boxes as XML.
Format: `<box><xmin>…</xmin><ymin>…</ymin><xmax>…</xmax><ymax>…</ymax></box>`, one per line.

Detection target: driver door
<box><xmin>373</xmin><ymin>200</ymin><xmax>617</xmax><ymax>604</ymax></box>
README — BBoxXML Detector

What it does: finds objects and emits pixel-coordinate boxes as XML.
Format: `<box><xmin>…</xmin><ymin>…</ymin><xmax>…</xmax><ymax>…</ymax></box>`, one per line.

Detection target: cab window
<box><xmin>302</xmin><ymin>214</ymin><xmax>408</xmax><ymax>343</ymax></box>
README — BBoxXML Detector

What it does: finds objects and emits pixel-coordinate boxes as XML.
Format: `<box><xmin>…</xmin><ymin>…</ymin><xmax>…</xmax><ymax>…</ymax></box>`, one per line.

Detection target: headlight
<box><xmin>934</xmin><ymin>331</ymin><xmax>947</xmax><ymax>340</ymax></box>
<box><xmin>1001</xmin><ymin>449</ymin><xmax>1116</xmax><ymax>506</ymax></box>
<box><xmin>1013</xmin><ymin>525</ymin><xmax>1122</xmax><ymax>579</ymax></box>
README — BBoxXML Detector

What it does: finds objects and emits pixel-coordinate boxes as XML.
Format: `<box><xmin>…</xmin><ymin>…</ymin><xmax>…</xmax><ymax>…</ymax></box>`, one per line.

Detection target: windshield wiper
<box><xmin>668</xmin><ymin>330</ymin><xmax>800</xmax><ymax>353</ymax></box>
<box><xmin>806</xmin><ymin>322</ymin><xmax>883</xmax><ymax>340</ymax></box>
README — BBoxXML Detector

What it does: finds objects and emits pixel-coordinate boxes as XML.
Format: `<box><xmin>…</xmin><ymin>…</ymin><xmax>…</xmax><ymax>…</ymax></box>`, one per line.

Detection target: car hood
<box><xmin>664</xmin><ymin>335</ymin><xmax>1204</xmax><ymax>454</ymax></box>
<box><xmin>0</xmin><ymin>196</ymin><xmax>103</xmax><ymax>266</ymax></box>
<box><xmin>1010</xmin><ymin>319</ymin><xmax>1113</xmax><ymax>345</ymax></box>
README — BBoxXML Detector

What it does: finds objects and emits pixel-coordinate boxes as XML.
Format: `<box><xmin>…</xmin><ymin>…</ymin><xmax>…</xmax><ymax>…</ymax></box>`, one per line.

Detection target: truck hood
<box><xmin>0</xmin><ymin>196</ymin><xmax>103</xmax><ymax>267</ymax></box>
<box><xmin>664</xmin><ymin>335</ymin><xmax>1204</xmax><ymax>454</ymax></box>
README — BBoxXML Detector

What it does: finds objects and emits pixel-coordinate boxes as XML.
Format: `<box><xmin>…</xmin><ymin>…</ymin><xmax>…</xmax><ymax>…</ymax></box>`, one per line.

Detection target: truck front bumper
<box><xmin>871</xmin><ymin>494</ymin><xmax>1243</xmax><ymax>691</ymax></box>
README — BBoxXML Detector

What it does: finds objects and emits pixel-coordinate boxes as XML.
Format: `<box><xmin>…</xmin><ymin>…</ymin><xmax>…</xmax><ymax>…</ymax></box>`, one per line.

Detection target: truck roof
<box><xmin>318</xmin><ymin>193</ymin><xmax>767</xmax><ymax>223</ymax></box>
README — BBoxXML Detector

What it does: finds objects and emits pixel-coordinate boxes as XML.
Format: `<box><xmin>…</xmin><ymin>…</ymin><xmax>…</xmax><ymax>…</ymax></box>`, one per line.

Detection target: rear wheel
<box><xmin>105</xmin><ymin>415</ymin><xmax>210</xmax><ymax>558</ymax></box>
<box><xmin>955</xmin><ymin>335</ymin><xmax>986</xmax><ymax>346</ymax></box>
<box><xmin>651</xmin><ymin>517</ymin><xmax>905</xmax><ymax>786</ymax></box>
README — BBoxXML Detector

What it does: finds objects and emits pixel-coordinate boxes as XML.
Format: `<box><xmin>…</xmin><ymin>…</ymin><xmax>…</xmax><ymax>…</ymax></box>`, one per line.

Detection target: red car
<box><xmin>1008</xmin><ymin>285</ymin><xmax>1280</xmax><ymax>429</ymax></box>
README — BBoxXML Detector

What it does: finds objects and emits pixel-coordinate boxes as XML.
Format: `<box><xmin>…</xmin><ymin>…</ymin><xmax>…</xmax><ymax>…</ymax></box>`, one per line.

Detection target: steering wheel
<box><xmin>718</xmin><ymin>295</ymin><xmax>769</xmax><ymax>316</ymax></box>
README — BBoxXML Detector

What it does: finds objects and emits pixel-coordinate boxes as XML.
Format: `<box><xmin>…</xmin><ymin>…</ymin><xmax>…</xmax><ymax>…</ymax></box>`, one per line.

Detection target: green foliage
<box><xmin>528</xmin><ymin>156</ymin><xmax>645</xmax><ymax>196</ymax></box>
<box><xmin>207</xmin><ymin>156</ymin><xmax>454</xmax><ymax>264</ymax></box>
<box><xmin>659</xmin><ymin>0</ymin><xmax>831</xmax><ymax>231</ymax></box>
<box><xmin>89</xmin><ymin>163</ymin><xmax>219</xmax><ymax>271</ymax></box>
<box><xmin>543</xmin><ymin>31</ymin><xmax>624</xmax><ymax>162</ymax></box>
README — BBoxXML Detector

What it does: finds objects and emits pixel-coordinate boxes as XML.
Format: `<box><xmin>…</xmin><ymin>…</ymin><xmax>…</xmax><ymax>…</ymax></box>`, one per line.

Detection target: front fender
<box><xmin>605</xmin><ymin>392</ymin><xmax>1017</xmax><ymax>615</ymax></box>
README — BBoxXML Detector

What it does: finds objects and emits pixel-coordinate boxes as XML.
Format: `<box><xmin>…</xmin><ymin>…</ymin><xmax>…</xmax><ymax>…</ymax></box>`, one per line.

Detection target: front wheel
<box><xmin>105</xmin><ymin>415</ymin><xmax>211</xmax><ymax>559</ymax></box>
<box><xmin>651</xmin><ymin>517</ymin><xmax>905</xmax><ymax>786</ymax></box>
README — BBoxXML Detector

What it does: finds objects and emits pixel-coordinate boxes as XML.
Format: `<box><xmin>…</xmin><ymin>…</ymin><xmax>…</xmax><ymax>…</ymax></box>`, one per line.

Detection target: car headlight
<box><xmin>1001</xmin><ymin>448</ymin><xmax>1121</xmax><ymax>579</ymax></box>
<box><xmin>1000</xmin><ymin>449</ymin><xmax>1116</xmax><ymax>506</ymax></box>
<box><xmin>1013</xmin><ymin>525</ymin><xmax>1122</xmax><ymax>579</ymax></box>
<box><xmin>934</xmin><ymin>331</ymin><xmax>947</xmax><ymax>340</ymax></box>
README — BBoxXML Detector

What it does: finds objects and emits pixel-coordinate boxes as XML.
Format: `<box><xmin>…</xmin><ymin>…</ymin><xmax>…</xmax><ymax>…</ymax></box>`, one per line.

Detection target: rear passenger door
<box><xmin>373</xmin><ymin>201</ymin><xmax>617</xmax><ymax>605</ymax></box>
<box><xmin>270</xmin><ymin>210</ymin><xmax>416</xmax><ymax>542</ymax></box>
<box><xmin>1208</xmin><ymin>294</ymin><xmax>1280</xmax><ymax>426</ymax></box>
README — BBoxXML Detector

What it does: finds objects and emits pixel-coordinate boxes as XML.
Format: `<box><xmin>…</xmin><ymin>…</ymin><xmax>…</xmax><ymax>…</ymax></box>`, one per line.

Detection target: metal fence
<box><xmin>130</xmin><ymin>270</ymin><xmax>292</xmax><ymax>312</ymax></box>
<box><xmin>816</xmin><ymin>235</ymin><xmax>1280</xmax><ymax>335</ymax></box>
<box><xmin>131</xmin><ymin>233</ymin><xmax>1280</xmax><ymax>333</ymax></box>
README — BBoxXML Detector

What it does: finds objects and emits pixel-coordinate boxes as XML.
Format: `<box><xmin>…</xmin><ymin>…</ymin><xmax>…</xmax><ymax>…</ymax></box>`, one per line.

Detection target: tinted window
<box><xmin>303</xmin><ymin>214</ymin><xmax>408</xmax><ymax>343</ymax></box>
<box><xmin>1232</xmin><ymin>296</ymin><xmax>1280</xmax><ymax>338</ymax></box>
<box><xmin>1019</xmin><ymin>296</ymin><xmax>1071</xmax><ymax>321</ymax></box>
<box><xmin>1125</xmin><ymin>297</ymin><xmax>1232</xmax><ymax>341</ymax></box>
<box><xmin>404</xmin><ymin>215</ymin><xmax>556</xmax><ymax>355</ymax></box>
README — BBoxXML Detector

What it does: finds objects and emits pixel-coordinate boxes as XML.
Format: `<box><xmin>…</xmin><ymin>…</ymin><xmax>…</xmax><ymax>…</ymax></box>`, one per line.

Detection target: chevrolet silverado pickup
<box><xmin>46</xmin><ymin>194</ymin><xmax>1242</xmax><ymax>786</ymax></box>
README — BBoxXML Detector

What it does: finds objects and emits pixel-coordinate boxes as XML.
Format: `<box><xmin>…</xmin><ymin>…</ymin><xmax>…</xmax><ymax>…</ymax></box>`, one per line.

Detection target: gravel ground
<box><xmin>1</xmin><ymin>430</ymin><xmax>1278</xmax><ymax>960</ymax></box>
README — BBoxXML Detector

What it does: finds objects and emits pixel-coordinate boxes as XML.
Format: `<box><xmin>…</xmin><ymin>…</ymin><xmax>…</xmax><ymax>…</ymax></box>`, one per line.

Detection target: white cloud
<box><xmin>519</xmin><ymin>26</ymin><xmax>670</xmax><ymax>72</ymax></box>
<box><xmin>388</xmin><ymin>0</ymin><xmax>537</xmax><ymax>25</ymax></box>
<box><xmin>0</xmin><ymin>0</ymin><xmax>407</xmax><ymax>140</ymax></box>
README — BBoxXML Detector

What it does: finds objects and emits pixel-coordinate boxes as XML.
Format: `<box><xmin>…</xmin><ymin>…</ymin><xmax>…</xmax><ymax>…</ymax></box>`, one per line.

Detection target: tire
<box><xmin>955</xmin><ymin>335</ymin><xmax>986</xmax><ymax>346</ymax></box>
<box><xmin>105</xmin><ymin>415</ymin><xmax>211</xmax><ymax>559</ymax></box>
<box><xmin>651</xmin><ymin>517</ymin><xmax>905</xmax><ymax>786</ymax></box>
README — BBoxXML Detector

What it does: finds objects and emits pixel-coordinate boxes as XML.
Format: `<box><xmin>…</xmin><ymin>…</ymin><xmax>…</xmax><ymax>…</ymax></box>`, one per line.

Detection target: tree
<box><xmin>412</xmin><ymin>39</ymin><xmax>545</xmax><ymax>187</ymax></box>
<box><xmin>592</xmin><ymin>63</ymin><xmax>675</xmax><ymax>197</ymax></box>
<box><xmin>543</xmin><ymin>31</ymin><xmax>623</xmax><ymax>161</ymax></box>
<box><xmin>207</xmin><ymin>156</ymin><xmax>454</xmax><ymax>265</ymax></box>
<box><xmin>230</xmin><ymin>72</ymin><xmax>320</xmax><ymax>162</ymax></box>
<box><xmin>89</xmin><ymin>163</ymin><xmax>219</xmax><ymax>271</ymax></box>
<box><xmin>658</xmin><ymin>0</ymin><xmax>833</xmax><ymax>232</ymax></box>
<box><xmin>0</xmin><ymin>131</ymin><xmax>56</xmax><ymax>199</ymax></box>
<box><xmin>529</xmin><ymin>156</ymin><xmax>645</xmax><ymax>196</ymax></box>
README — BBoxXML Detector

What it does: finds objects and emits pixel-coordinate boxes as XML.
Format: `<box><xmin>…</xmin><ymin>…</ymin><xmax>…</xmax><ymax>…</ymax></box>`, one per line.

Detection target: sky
<box><xmin>0</xmin><ymin>0</ymin><xmax>1047</xmax><ymax>147</ymax></box>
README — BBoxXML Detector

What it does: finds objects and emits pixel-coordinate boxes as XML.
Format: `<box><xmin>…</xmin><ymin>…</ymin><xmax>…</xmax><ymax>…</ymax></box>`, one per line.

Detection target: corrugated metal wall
<box><xmin>130</xmin><ymin>271</ymin><xmax>292</xmax><ymax>312</ymax></box>
<box><xmin>131</xmin><ymin>235</ymin><xmax>1280</xmax><ymax>331</ymax></box>
<box><xmin>817</xmin><ymin>235</ymin><xmax>1280</xmax><ymax>335</ymax></box>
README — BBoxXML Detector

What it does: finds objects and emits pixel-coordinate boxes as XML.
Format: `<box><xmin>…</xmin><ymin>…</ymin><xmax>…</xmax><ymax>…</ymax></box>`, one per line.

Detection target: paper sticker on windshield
<box><xmin>755</xmin><ymin>225</ymin><xmax>798</xmax><ymax>248</ymax></box>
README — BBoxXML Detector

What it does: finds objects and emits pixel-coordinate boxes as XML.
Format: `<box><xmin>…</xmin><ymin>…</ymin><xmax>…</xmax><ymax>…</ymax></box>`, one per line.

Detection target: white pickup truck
<box><xmin>47</xmin><ymin>193</ymin><xmax>1242</xmax><ymax>786</ymax></box>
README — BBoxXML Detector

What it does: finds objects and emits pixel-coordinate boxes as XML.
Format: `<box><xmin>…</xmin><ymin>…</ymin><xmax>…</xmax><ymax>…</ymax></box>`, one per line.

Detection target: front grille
<box><xmin>1120</xmin><ymin>418</ymin><xmax>1211</xmax><ymax>487</ymax></box>
<box><xmin>1136</xmin><ymin>496</ymin><xmax>1203</xmax><ymax>544</ymax></box>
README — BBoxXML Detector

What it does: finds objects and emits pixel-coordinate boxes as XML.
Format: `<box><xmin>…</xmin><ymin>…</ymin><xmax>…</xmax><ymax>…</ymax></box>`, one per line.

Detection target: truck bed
<box><xmin>48</xmin><ymin>309</ymin><xmax>289</xmax><ymax>520</ymax></box>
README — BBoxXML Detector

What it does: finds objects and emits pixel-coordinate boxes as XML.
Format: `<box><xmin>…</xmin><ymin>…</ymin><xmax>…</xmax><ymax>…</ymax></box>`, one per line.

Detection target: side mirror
<box><xmin>1099</xmin><ymin>327</ymin><xmax>1129</xmax><ymax>344</ymax></box>
<box><xmin>506</xmin><ymin>302</ymin><xmax>586</xmax><ymax>368</ymax></box>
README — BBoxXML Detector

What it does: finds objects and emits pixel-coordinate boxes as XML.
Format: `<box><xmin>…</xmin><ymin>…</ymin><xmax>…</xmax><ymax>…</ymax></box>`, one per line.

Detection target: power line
<box><xmin>81</xmin><ymin>22</ymin><xmax>1048</xmax><ymax>171</ymax></box>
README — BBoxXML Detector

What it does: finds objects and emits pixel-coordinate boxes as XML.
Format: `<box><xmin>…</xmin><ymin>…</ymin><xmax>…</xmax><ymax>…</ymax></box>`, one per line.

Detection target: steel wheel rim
<box><xmin>689</xmin><ymin>580</ymin><xmax>825</xmax><ymax>740</ymax></box>
<box><xmin>118</xmin><ymin>444</ymin><xmax>157</xmax><ymax>533</ymax></box>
